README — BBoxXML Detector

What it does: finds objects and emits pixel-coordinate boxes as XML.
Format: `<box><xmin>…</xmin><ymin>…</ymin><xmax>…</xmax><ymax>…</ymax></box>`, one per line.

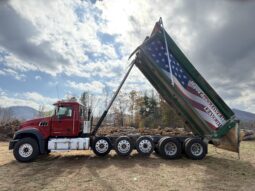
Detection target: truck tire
<box><xmin>155</xmin><ymin>136</ymin><xmax>167</xmax><ymax>155</ymax></box>
<box><xmin>136</xmin><ymin>136</ymin><xmax>154</xmax><ymax>156</ymax></box>
<box><xmin>13</xmin><ymin>137</ymin><xmax>39</xmax><ymax>162</ymax></box>
<box><xmin>114</xmin><ymin>136</ymin><xmax>133</xmax><ymax>156</ymax></box>
<box><xmin>182</xmin><ymin>138</ymin><xmax>191</xmax><ymax>154</ymax></box>
<box><xmin>92</xmin><ymin>137</ymin><xmax>112</xmax><ymax>156</ymax></box>
<box><xmin>184</xmin><ymin>138</ymin><xmax>207</xmax><ymax>160</ymax></box>
<box><xmin>158</xmin><ymin>137</ymin><xmax>182</xmax><ymax>159</ymax></box>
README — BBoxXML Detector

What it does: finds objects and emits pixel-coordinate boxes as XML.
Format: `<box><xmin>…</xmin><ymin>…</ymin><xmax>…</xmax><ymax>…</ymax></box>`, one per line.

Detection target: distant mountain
<box><xmin>0</xmin><ymin>106</ymin><xmax>39</xmax><ymax>121</ymax></box>
<box><xmin>233</xmin><ymin>109</ymin><xmax>255</xmax><ymax>122</ymax></box>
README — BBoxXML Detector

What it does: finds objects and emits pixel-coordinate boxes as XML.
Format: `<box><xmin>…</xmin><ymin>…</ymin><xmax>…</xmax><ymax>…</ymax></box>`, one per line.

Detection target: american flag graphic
<box><xmin>145</xmin><ymin>39</ymin><xmax>226</xmax><ymax>129</ymax></box>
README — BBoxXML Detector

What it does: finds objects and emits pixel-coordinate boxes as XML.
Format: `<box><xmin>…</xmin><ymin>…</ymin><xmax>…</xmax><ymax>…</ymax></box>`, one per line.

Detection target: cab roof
<box><xmin>53</xmin><ymin>100</ymin><xmax>84</xmax><ymax>106</ymax></box>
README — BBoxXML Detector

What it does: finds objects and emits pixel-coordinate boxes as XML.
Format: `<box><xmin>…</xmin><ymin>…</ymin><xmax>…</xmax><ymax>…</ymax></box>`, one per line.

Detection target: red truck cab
<box><xmin>17</xmin><ymin>100</ymin><xmax>84</xmax><ymax>139</ymax></box>
<box><xmin>9</xmin><ymin>100</ymin><xmax>85</xmax><ymax>161</ymax></box>
<box><xmin>50</xmin><ymin>101</ymin><xmax>84</xmax><ymax>137</ymax></box>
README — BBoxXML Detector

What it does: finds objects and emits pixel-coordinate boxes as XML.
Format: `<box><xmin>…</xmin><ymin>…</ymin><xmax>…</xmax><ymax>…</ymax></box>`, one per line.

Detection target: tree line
<box><xmin>80</xmin><ymin>90</ymin><xmax>186</xmax><ymax>129</ymax></box>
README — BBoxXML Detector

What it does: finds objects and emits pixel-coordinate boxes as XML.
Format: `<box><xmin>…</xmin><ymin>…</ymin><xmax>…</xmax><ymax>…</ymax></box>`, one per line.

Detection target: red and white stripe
<box><xmin>164</xmin><ymin>71</ymin><xmax>226</xmax><ymax>129</ymax></box>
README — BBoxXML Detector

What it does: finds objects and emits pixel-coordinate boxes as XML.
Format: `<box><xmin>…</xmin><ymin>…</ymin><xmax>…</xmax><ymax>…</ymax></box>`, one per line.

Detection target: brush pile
<box><xmin>0</xmin><ymin>120</ymin><xmax>20</xmax><ymax>141</ymax></box>
<box><xmin>97</xmin><ymin>126</ymin><xmax>193</xmax><ymax>137</ymax></box>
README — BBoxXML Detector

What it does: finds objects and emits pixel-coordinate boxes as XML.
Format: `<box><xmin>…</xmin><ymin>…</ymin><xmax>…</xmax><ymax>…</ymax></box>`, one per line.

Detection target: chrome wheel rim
<box><xmin>95</xmin><ymin>139</ymin><xmax>109</xmax><ymax>153</ymax></box>
<box><xmin>139</xmin><ymin>139</ymin><xmax>152</xmax><ymax>153</ymax></box>
<box><xmin>164</xmin><ymin>142</ymin><xmax>177</xmax><ymax>156</ymax></box>
<box><xmin>19</xmin><ymin>143</ymin><xmax>33</xmax><ymax>158</ymax></box>
<box><xmin>191</xmin><ymin>143</ymin><xmax>203</xmax><ymax>156</ymax></box>
<box><xmin>117</xmin><ymin>140</ymin><xmax>131</xmax><ymax>154</ymax></box>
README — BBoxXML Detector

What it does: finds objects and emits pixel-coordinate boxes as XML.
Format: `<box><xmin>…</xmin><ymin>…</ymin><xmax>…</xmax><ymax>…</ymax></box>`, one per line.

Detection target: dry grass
<box><xmin>0</xmin><ymin>141</ymin><xmax>254</xmax><ymax>191</ymax></box>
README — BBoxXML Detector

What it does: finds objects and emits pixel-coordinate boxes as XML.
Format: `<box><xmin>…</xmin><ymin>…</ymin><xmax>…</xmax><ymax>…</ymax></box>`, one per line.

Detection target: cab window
<box><xmin>56</xmin><ymin>106</ymin><xmax>72</xmax><ymax>118</ymax></box>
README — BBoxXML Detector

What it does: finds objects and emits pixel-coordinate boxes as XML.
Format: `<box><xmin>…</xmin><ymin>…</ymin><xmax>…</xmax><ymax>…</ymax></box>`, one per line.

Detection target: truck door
<box><xmin>51</xmin><ymin>106</ymin><xmax>75</xmax><ymax>137</ymax></box>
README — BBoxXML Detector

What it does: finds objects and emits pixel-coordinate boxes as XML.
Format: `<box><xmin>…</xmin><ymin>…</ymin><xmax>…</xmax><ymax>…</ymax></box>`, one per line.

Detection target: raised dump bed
<box><xmin>132</xmin><ymin>20</ymin><xmax>240</xmax><ymax>153</ymax></box>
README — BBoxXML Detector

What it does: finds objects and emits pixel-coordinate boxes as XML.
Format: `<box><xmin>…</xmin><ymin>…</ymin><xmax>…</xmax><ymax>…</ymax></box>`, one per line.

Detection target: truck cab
<box><xmin>51</xmin><ymin>101</ymin><xmax>84</xmax><ymax>137</ymax></box>
<box><xmin>9</xmin><ymin>100</ymin><xmax>87</xmax><ymax>162</ymax></box>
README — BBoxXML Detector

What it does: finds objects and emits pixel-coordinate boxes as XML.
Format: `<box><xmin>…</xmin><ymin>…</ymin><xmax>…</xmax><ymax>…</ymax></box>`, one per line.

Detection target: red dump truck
<box><xmin>9</xmin><ymin>19</ymin><xmax>240</xmax><ymax>162</ymax></box>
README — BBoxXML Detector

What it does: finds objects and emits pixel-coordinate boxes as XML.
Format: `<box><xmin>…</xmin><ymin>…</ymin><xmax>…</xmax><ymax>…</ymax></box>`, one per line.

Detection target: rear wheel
<box><xmin>136</xmin><ymin>136</ymin><xmax>154</xmax><ymax>156</ymax></box>
<box><xmin>92</xmin><ymin>137</ymin><xmax>112</xmax><ymax>156</ymax></box>
<box><xmin>13</xmin><ymin>138</ymin><xmax>39</xmax><ymax>162</ymax></box>
<box><xmin>159</xmin><ymin>137</ymin><xmax>181</xmax><ymax>159</ymax></box>
<box><xmin>184</xmin><ymin>139</ymin><xmax>207</xmax><ymax>160</ymax></box>
<box><xmin>115</xmin><ymin>136</ymin><xmax>133</xmax><ymax>156</ymax></box>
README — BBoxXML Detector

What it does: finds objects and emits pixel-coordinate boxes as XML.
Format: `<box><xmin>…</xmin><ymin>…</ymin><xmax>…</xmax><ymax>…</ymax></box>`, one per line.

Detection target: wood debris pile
<box><xmin>97</xmin><ymin>126</ymin><xmax>193</xmax><ymax>137</ymax></box>
<box><xmin>0</xmin><ymin>120</ymin><xmax>20</xmax><ymax>141</ymax></box>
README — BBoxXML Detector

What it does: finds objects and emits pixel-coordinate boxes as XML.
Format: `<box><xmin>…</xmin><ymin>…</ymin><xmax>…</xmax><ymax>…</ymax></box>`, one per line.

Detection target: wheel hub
<box><xmin>18</xmin><ymin>143</ymin><xmax>33</xmax><ymax>158</ymax></box>
<box><xmin>164</xmin><ymin>142</ymin><xmax>177</xmax><ymax>156</ymax></box>
<box><xmin>117</xmin><ymin>140</ymin><xmax>130</xmax><ymax>154</ymax></box>
<box><xmin>190</xmin><ymin>143</ymin><xmax>203</xmax><ymax>156</ymax></box>
<box><xmin>139</xmin><ymin>139</ymin><xmax>152</xmax><ymax>153</ymax></box>
<box><xmin>95</xmin><ymin>139</ymin><xmax>109</xmax><ymax>153</ymax></box>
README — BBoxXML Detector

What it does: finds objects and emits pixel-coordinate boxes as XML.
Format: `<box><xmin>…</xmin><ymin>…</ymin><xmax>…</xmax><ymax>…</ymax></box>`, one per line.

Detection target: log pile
<box><xmin>0</xmin><ymin>120</ymin><xmax>20</xmax><ymax>141</ymax></box>
<box><xmin>241</xmin><ymin>129</ymin><xmax>255</xmax><ymax>141</ymax></box>
<box><xmin>97</xmin><ymin>126</ymin><xmax>193</xmax><ymax>137</ymax></box>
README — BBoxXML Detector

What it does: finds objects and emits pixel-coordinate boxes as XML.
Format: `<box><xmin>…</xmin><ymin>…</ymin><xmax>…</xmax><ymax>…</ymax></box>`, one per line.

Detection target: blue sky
<box><xmin>0</xmin><ymin>0</ymin><xmax>255</xmax><ymax>113</ymax></box>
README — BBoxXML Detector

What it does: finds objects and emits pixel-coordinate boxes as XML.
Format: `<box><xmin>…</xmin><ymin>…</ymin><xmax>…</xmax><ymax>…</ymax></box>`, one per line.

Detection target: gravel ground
<box><xmin>0</xmin><ymin>141</ymin><xmax>254</xmax><ymax>191</ymax></box>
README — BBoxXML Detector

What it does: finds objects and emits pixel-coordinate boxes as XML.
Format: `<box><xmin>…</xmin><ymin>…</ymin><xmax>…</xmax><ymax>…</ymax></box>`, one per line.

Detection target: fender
<box><xmin>9</xmin><ymin>128</ymin><xmax>46</xmax><ymax>154</ymax></box>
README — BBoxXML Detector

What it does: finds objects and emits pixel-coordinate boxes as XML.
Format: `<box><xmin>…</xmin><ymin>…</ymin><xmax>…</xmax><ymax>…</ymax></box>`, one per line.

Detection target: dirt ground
<box><xmin>0</xmin><ymin>141</ymin><xmax>254</xmax><ymax>191</ymax></box>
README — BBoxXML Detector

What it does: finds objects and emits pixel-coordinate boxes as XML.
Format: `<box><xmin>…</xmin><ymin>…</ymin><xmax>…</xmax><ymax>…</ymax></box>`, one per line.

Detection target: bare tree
<box><xmin>80</xmin><ymin>91</ymin><xmax>98</xmax><ymax>120</ymax></box>
<box><xmin>112</xmin><ymin>92</ymin><xmax>129</xmax><ymax>127</ymax></box>
<box><xmin>128</xmin><ymin>90</ymin><xmax>137</xmax><ymax>127</ymax></box>
<box><xmin>103</xmin><ymin>86</ymin><xmax>110</xmax><ymax>108</ymax></box>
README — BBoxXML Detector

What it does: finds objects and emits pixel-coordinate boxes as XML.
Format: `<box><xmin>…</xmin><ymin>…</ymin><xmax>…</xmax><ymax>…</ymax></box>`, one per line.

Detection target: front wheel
<box><xmin>13</xmin><ymin>138</ymin><xmax>39</xmax><ymax>162</ymax></box>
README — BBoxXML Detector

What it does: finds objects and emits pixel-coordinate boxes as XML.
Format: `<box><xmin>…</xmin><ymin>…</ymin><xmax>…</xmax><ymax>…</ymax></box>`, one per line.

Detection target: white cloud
<box><xmin>67</xmin><ymin>80</ymin><xmax>105</xmax><ymax>94</ymax></box>
<box><xmin>0</xmin><ymin>91</ymin><xmax>57</xmax><ymax>111</ymax></box>
<box><xmin>0</xmin><ymin>88</ymin><xmax>7</xmax><ymax>96</ymax></box>
<box><xmin>0</xmin><ymin>95</ymin><xmax>40</xmax><ymax>110</ymax></box>
<box><xmin>35</xmin><ymin>75</ymin><xmax>41</xmax><ymax>80</ymax></box>
<box><xmin>0</xmin><ymin>0</ymin><xmax>122</xmax><ymax>79</ymax></box>
<box><xmin>0</xmin><ymin>70</ymin><xmax>5</xmax><ymax>76</ymax></box>
<box><xmin>0</xmin><ymin>0</ymin><xmax>154</xmax><ymax>93</ymax></box>
<box><xmin>3</xmin><ymin>53</ymin><xmax>37</xmax><ymax>72</ymax></box>
<box><xmin>2</xmin><ymin>68</ymin><xmax>26</xmax><ymax>80</ymax></box>
<box><xmin>24</xmin><ymin>92</ymin><xmax>56</xmax><ymax>103</ymax></box>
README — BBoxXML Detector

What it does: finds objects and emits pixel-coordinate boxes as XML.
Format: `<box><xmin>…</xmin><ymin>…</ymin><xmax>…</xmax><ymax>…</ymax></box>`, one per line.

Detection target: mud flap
<box><xmin>213</xmin><ymin>123</ymin><xmax>240</xmax><ymax>153</ymax></box>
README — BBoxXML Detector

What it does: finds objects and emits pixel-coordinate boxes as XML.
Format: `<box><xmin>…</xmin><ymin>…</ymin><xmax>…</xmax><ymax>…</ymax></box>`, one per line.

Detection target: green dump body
<box><xmin>132</xmin><ymin>21</ymin><xmax>240</xmax><ymax>152</ymax></box>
